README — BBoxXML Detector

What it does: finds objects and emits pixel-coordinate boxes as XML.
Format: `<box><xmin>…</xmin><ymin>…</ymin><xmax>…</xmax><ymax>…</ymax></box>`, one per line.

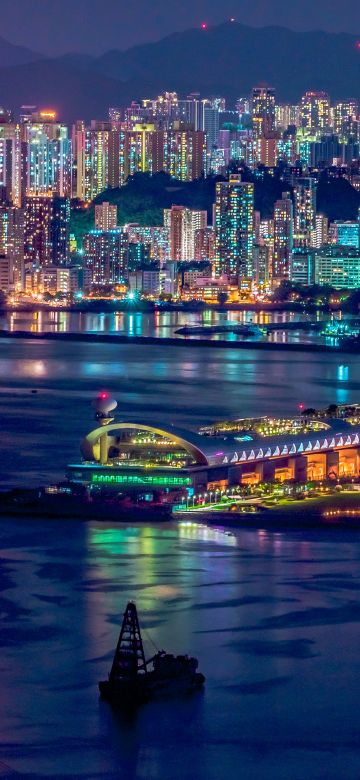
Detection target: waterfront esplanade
<box><xmin>67</xmin><ymin>415</ymin><xmax>360</xmax><ymax>494</ymax></box>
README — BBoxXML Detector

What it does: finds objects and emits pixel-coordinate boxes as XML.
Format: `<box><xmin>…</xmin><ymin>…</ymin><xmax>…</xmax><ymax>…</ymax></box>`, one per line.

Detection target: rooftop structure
<box><xmin>67</xmin><ymin>398</ymin><xmax>360</xmax><ymax>495</ymax></box>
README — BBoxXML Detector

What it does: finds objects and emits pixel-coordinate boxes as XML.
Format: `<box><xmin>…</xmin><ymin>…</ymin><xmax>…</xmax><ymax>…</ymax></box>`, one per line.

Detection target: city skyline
<box><xmin>1</xmin><ymin>87</ymin><xmax>360</xmax><ymax>301</ymax></box>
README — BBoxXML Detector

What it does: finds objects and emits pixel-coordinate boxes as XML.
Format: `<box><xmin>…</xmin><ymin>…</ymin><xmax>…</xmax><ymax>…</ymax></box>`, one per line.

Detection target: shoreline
<box><xmin>0</xmin><ymin>329</ymin><xmax>346</xmax><ymax>352</ymax></box>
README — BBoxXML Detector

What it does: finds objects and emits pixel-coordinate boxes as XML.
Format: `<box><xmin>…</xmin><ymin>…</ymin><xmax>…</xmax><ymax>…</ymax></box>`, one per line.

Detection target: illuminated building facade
<box><xmin>272</xmin><ymin>192</ymin><xmax>293</xmax><ymax>280</ymax></box>
<box><xmin>67</xmin><ymin>409</ymin><xmax>360</xmax><ymax>494</ymax></box>
<box><xmin>311</xmin><ymin>214</ymin><xmax>328</xmax><ymax>249</ymax></box>
<box><xmin>300</xmin><ymin>91</ymin><xmax>331</xmax><ymax>132</ymax></box>
<box><xmin>333</xmin><ymin>100</ymin><xmax>359</xmax><ymax>139</ymax></box>
<box><xmin>83</xmin><ymin>228</ymin><xmax>128</xmax><ymax>285</ymax></box>
<box><xmin>314</xmin><ymin>245</ymin><xmax>360</xmax><ymax>288</ymax></box>
<box><xmin>332</xmin><ymin>220</ymin><xmax>360</xmax><ymax>249</ymax></box>
<box><xmin>214</xmin><ymin>175</ymin><xmax>254</xmax><ymax>281</ymax></box>
<box><xmin>95</xmin><ymin>202</ymin><xmax>117</xmax><ymax>231</ymax></box>
<box><xmin>0</xmin><ymin>204</ymin><xmax>24</xmax><ymax>289</ymax></box>
<box><xmin>255</xmin><ymin>135</ymin><xmax>279</xmax><ymax>167</ymax></box>
<box><xmin>164</xmin><ymin>205</ymin><xmax>207</xmax><ymax>261</ymax></box>
<box><xmin>194</xmin><ymin>226</ymin><xmax>215</xmax><ymax>261</ymax></box>
<box><xmin>293</xmin><ymin>177</ymin><xmax>317</xmax><ymax>247</ymax></box>
<box><xmin>24</xmin><ymin>194</ymin><xmax>70</xmax><ymax>267</ymax></box>
<box><xmin>126</xmin><ymin>224</ymin><xmax>170</xmax><ymax>265</ymax></box>
<box><xmin>251</xmin><ymin>86</ymin><xmax>276</xmax><ymax>139</ymax></box>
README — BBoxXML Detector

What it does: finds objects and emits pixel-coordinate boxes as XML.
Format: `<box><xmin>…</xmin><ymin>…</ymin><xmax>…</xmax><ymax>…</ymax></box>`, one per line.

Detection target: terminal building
<box><xmin>67</xmin><ymin>397</ymin><xmax>360</xmax><ymax>500</ymax></box>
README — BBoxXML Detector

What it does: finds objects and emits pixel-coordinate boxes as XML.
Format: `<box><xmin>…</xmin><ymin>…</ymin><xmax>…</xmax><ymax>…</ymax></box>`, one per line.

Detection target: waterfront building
<box><xmin>214</xmin><ymin>175</ymin><xmax>254</xmax><ymax>281</ymax></box>
<box><xmin>314</xmin><ymin>245</ymin><xmax>360</xmax><ymax>288</ymax></box>
<box><xmin>0</xmin><ymin>255</ymin><xmax>10</xmax><ymax>292</ymax></box>
<box><xmin>67</xmin><ymin>406</ymin><xmax>360</xmax><ymax>494</ymax></box>
<box><xmin>290</xmin><ymin>248</ymin><xmax>315</xmax><ymax>285</ymax></box>
<box><xmin>251</xmin><ymin>86</ymin><xmax>276</xmax><ymax>139</ymax></box>
<box><xmin>272</xmin><ymin>192</ymin><xmax>293</xmax><ymax>280</ymax></box>
<box><xmin>0</xmin><ymin>204</ymin><xmax>24</xmax><ymax>290</ymax></box>
<box><xmin>252</xmin><ymin>243</ymin><xmax>270</xmax><ymax>288</ymax></box>
<box><xmin>83</xmin><ymin>228</ymin><xmax>128</xmax><ymax>286</ymax></box>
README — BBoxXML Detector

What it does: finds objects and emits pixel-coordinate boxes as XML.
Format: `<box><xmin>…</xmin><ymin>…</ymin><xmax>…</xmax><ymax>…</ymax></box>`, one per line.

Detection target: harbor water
<box><xmin>1</xmin><ymin>339</ymin><xmax>360</xmax><ymax>778</ymax></box>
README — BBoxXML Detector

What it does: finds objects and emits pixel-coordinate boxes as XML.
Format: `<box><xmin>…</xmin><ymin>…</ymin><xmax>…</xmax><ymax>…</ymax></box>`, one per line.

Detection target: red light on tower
<box><xmin>356</xmin><ymin>41</ymin><xmax>360</xmax><ymax>49</ymax></box>
<box><xmin>100</xmin><ymin>392</ymin><xmax>109</xmax><ymax>399</ymax></box>
<box><xmin>201</xmin><ymin>22</ymin><xmax>207</xmax><ymax>29</ymax></box>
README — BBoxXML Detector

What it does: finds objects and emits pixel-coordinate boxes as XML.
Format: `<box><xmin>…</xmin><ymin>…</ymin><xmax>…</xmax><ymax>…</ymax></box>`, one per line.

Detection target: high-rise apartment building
<box><xmin>24</xmin><ymin>194</ymin><xmax>70</xmax><ymax>267</ymax></box>
<box><xmin>251</xmin><ymin>86</ymin><xmax>276</xmax><ymax>139</ymax></box>
<box><xmin>314</xmin><ymin>245</ymin><xmax>360</xmax><ymax>288</ymax></box>
<box><xmin>194</xmin><ymin>227</ymin><xmax>215</xmax><ymax>261</ymax></box>
<box><xmin>300</xmin><ymin>92</ymin><xmax>331</xmax><ymax>132</ymax></box>
<box><xmin>272</xmin><ymin>192</ymin><xmax>294</xmax><ymax>280</ymax></box>
<box><xmin>333</xmin><ymin>100</ymin><xmax>359</xmax><ymax>139</ymax></box>
<box><xmin>164</xmin><ymin>206</ymin><xmax>207</xmax><ymax>261</ymax></box>
<box><xmin>293</xmin><ymin>177</ymin><xmax>317</xmax><ymax>247</ymax></box>
<box><xmin>0</xmin><ymin>204</ymin><xmax>24</xmax><ymax>290</ymax></box>
<box><xmin>95</xmin><ymin>202</ymin><xmax>117</xmax><ymax>231</ymax></box>
<box><xmin>83</xmin><ymin>229</ymin><xmax>128</xmax><ymax>285</ymax></box>
<box><xmin>214</xmin><ymin>175</ymin><xmax>254</xmax><ymax>280</ymax></box>
<box><xmin>311</xmin><ymin>214</ymin><xmax>328</xmax><ymax>249</ymax></box>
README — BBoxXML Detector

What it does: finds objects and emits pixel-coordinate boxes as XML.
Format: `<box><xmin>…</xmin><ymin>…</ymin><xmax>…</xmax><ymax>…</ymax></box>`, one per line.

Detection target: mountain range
<box><xmin>0</xmin><ymin>22</ymin><xmax>360</xmax><ymax>122</ymax></box>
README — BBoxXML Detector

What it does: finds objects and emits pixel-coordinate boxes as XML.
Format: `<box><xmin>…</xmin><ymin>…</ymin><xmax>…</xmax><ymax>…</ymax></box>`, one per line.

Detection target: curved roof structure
<box><xmin>81</xmin><ymin>421</ymin><xmax>209</xmax><ymax>466</ymax></box>
<box><xmin>80</xmin><ymin>418</ymin><xmax>360</xmax><ymax>471</ymax></box>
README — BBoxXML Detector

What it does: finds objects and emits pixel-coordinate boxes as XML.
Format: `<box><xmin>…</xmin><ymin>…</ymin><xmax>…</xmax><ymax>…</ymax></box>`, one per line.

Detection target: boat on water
<box><xmin>99</xmin><ymin>601</ymin><xmax>205</xmax><ymax>705</ymax></box>
<box><xmin>175</xmin><ymin>323</ymin><xmax>262</xmax><ymax>337</ymax></box>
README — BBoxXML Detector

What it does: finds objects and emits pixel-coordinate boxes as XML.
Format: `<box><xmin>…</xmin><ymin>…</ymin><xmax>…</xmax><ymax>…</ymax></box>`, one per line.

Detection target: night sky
<box><xmin>2</xmin><ymin>0</ymin><xmax>360</xmax><ymax>55</ymax></box>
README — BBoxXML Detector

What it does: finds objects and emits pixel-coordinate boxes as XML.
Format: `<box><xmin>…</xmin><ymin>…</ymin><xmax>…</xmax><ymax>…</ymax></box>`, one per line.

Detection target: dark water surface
<box><xmin>1</xmin><ymin>340</ymin><xmax>360</xmax><ymax>778</ymax></box>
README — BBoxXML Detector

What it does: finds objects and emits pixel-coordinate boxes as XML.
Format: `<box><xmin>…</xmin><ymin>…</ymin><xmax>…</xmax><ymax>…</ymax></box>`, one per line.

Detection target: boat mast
<box><xmin>109</xmin><ymin>601</ymin><xmax>147</xmax><ymax>681</ymax></box>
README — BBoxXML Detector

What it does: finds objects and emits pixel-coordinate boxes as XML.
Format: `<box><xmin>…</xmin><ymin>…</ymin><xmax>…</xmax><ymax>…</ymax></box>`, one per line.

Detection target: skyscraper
<box><xmin>300</xmin><ymin>92</ymin><xmax>331</xmax><ymax>132</ymax></box>
<box><xmin>24</xmin><ymin>194</ymin><xmax>70</xmax><ymax>267</ymax></box>
<box><xmin>251</xmin><ymin>86</ymin><xmax>276</xmax><ymax>139</ymax></box>
<box><xmin>293</xmin><ymin>177</ymin><xmax>317</xmax><ymax>248</ymax></box>
<box><xmin>333</xmin><ymin>100</ymin><xmax>359</xmax><ymax>139</ymax></box>
<box><xmin>164</xmin><ymin>206</ymin><xmax>207</xmax><ymax>261</ymax></box>
<box><xmin>83</xmin><ymin>228</ymin><xmax>128</xmax><ymax>285</ymax></box>
<box><xmin>273</xmin><ymin>193</ymin><xmax>294</xmax><ymax>280</ymax></box>
<box><xmin>0</xmin><ymin>204</ymin><xmax>24</xmax><ymax>290</ymax></box>
<box><xmin>214</xmin><ymin>175</ymin><xmax>254</xmax><ymax>281</ymax></box>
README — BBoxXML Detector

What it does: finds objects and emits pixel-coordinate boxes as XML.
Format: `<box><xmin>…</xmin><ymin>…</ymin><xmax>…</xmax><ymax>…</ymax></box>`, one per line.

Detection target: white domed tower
<box><xmin>91</xmin><ymin>393</ymin><xmax>118</xmax><ymax>465</ymax></box>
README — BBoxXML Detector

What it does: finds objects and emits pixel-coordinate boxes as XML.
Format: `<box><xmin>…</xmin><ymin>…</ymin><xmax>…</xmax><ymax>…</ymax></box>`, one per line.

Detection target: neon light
<box><xmin>91</xmin><ymin>473</ymin><xmax>192</xmax><ymax>486</ymax></box>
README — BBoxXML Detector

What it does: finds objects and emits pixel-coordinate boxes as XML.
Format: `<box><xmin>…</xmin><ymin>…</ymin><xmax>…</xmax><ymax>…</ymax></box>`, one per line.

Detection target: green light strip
<box><xmin>91</xmin><ymin>473</ymin><xmax>192</xmax><ymax>486</ymax></box>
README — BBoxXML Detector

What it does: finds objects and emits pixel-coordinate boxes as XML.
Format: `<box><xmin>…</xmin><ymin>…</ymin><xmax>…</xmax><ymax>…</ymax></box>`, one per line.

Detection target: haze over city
<box><xmin>2</xmin><ymin>2</ymin><xmax>360</xmax><ymax>779</ymax></box>
<box><xmin>1</xmin><ymin>0</ymin><xmax>360</xmax><ymax>53</ymax></box>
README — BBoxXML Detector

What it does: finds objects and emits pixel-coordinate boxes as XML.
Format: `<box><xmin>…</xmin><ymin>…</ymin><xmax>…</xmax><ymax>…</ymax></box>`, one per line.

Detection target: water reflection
<box><xmin>0</xmin><ymin>308</ymin><xmax>338</xmax><ymax>345</ymax></box>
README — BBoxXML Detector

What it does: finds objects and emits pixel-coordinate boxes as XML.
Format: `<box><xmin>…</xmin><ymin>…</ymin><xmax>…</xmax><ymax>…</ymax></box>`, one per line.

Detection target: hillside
<box><xmin>1</xmin><ymin>22</ymin><xmax>360</xmax><ymax>121</ymax></box>
<box><xmin>71</xmin><ymin>170</ymin><xmax>360</xmax><ymax>246</ymax></box>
